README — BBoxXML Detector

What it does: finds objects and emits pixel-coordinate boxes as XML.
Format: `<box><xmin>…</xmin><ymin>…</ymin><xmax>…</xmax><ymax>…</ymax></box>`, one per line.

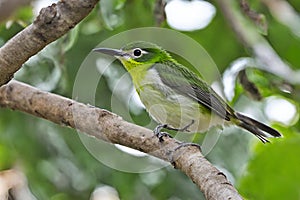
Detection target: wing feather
<box><xmin>152</xmin><ymin>62</ymin><xmax>233</xmax><ymax>121</ymax></box>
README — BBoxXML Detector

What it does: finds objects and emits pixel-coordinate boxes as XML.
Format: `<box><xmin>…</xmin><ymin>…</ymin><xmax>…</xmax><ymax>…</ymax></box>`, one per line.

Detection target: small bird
<box><xmin>93</xmin><ymin>41</ymin><xmax>281</xmax><ymax>143</ymax></box>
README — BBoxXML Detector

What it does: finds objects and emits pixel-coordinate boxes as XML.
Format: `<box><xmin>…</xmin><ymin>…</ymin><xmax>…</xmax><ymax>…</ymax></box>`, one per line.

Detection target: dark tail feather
<box><xmin>235</xmin><ymin>112</ymin><xmax>282</xmax><ymax>143</ymax></box>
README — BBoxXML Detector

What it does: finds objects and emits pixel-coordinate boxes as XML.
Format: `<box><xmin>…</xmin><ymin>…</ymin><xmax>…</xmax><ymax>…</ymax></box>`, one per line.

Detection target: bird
<box><xmin>93</xmin><ymin>41</ymin><xmax>281</xmax><ymax>143</ymax></box>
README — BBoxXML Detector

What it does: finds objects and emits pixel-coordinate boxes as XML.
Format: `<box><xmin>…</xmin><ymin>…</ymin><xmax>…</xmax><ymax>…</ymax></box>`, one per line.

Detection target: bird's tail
<box><xmin>235</xmin><ymin>112</ymin><xmax>282</xmax><ymax>143</ymax></box>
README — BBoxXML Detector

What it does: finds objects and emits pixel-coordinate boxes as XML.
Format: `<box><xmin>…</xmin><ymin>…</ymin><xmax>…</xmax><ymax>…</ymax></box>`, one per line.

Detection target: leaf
<box><xmin>238</xmin><ymin>128</ymin><xmax>300</xmax><ymax>200</ymax></box>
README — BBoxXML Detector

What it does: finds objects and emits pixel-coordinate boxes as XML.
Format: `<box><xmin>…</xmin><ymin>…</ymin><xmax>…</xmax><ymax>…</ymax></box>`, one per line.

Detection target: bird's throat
<box><xmin>122</xmin><ymin>62</ymin><xmax>154</xmax><ymax>90</ymax></box>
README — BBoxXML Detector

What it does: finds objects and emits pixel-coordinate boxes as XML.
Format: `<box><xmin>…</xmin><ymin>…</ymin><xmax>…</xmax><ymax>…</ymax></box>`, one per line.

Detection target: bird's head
<box><xmin>93</xmin><ymin>41</ymin><xmax>172</xmax><ymax>71</ymax></box>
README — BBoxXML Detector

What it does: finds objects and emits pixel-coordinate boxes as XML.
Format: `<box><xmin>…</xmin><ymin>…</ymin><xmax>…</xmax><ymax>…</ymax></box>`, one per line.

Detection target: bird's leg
<box><xmin>154</xmin><ymin>120</ymin><xmax>195</xmax><ymax>142</ymax></box>
<box><xmin>163</xmin><ymin>120</ymin><xmax>195</xmax><ymax>132</ymax></box>
<box><xmin>154</xmin><ymin>124</ymin><xmax>173</xmax><ymax>142</ymax></box>
<box><xmin>165</xmin><ymin>120</ymin><xmax>201</xmax><ymax>162</ymax></box>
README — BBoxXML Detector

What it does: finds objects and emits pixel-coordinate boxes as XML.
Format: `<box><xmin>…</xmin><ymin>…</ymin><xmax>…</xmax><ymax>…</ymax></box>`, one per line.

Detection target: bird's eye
<box><xmin>133</xmin><ymin>48</ymin><xmax>142</xmax><ymax>57</ymax></box>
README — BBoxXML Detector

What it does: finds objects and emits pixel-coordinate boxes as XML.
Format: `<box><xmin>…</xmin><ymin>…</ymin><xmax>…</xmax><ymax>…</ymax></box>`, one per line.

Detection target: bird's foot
<box><xmin>154</xmin><ymin>120</ymin><xmax>195</xmax><ymax>142</ymax></box>
<box><xmin>174</xmin><ymin>142</ymin><xmax>201</xmax><ymax>152</ymax></box>
<box><xmin>178</xmin><ymin>120</ymin><xmax>195</xmax><ymax>132</ymax></box>
<box><xmin>170</xmin><ymin>142</ymin><xmax>201</xmax><ymax>168</ymax></box>
<box><xmin>154</xmin><ymin>124</ymin><xmax>173</xmax><ymax>142</ymax></box>
<box><xmin>160</xmin><ymin>120</ymin><xmax>195</xmax><ymax>132</ymax></box>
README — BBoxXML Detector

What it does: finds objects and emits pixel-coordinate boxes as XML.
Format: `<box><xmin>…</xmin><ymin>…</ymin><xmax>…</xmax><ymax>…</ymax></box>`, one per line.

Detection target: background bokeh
<box><xmin>0</xmin><ymin>0</ymin><xmax>300</xmax><ymax>199</ymax></box>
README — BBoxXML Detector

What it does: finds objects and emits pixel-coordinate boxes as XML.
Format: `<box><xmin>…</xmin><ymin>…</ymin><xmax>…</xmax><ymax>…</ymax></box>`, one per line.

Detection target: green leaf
<box><xmin>238</xmin><ymin>129</ymin><xmax>300</xmax><ymax>200</ymax></box>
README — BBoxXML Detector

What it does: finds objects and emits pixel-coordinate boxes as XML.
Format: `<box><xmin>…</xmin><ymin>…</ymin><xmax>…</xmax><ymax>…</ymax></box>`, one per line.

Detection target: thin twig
<box><xmin>240</xmin><ymin>0</ymin><xmax>268</xmax><ymax>34</ymax></box>
<box><xmin>154</xmin><ymin>0</ymin><xmax>166</xmax><ymax>26</ymax></box>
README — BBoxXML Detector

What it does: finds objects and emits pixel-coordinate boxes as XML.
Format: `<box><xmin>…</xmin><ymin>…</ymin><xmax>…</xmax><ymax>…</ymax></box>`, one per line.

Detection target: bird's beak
<box><xmin>93</xmin><ymin>47</ymin><xmax>125</xmax><ymax>57</ymax></box>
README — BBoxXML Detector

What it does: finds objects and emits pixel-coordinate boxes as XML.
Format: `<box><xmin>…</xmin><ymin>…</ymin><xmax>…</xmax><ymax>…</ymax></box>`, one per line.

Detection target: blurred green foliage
<box><xmin>0</xmin><ymin>0</ymin><xmax>300</xmax><ymax>199</ymax></box>
<box><xmin>238</xmin><ymin>126</ymin><xmax>300</xmax><ymax>200</ymax></box>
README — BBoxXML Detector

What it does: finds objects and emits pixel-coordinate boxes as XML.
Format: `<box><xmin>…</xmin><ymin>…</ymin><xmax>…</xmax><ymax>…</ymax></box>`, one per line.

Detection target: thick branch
<box><xmin>0</xmin><ymin>80</ymin><xmax>243</xmax><ymax>200</ymax></box>
<box><xmin>0</xmin><ymin>0</ymin><xmax>99</xmax><ymax>86</ymax></box>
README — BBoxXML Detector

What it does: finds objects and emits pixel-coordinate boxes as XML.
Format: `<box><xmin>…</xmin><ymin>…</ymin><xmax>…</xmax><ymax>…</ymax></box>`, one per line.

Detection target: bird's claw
<box><xmin>154</xmin><ymin>120</ymin><xmax>195</xmax><ymax>142</ymax></box>
<box><xmin>156</xmin><ymin>120</ymin><xmax>195</xmax><ymax>133</ymax></box>
<box><xmin>171</xmin><ymin>142</ymin><xmax>201</xmax><ymax>168</ymax></box>
<box><xmin>157</xmin><ymin>132</ymin><xmax>173</xmax><ymax>142</ymax></box>
<box><xmin>154</xmin><ymin>124</ymin><xmax>173</xmax><ymax>142</ymax></box>
<box><xmin>174</xmin><ymin>142</ymin><xmax>201</xmax><ymax>152</ymax></box>
<box><xmin>177</xmin><ymin>120</ymin><xmax>195</xmax><ymax>132</ymax></box>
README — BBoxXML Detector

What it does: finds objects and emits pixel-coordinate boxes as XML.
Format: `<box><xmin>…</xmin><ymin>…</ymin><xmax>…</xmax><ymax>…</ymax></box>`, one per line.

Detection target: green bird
<box><xmin>93</xmin><ymin>41</ymin><xmax>281</xmax><ymax>143</ymax></box>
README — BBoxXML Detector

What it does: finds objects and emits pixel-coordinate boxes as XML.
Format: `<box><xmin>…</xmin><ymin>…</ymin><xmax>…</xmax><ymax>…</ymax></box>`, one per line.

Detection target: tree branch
<box><xmin>0</xmin><ymin>0</ymin><xmax>99</xmax><ymax>86</ymax></box>
<box><xmin>0</xmin><ymin>80</ymin><xmax>243</xmax><ymax>200</ymax></box>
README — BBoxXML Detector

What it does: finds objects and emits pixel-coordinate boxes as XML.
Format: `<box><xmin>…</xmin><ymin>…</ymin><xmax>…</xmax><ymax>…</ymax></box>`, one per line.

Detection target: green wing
<box><xmin>153</xmin><ymin>62</ymin><xmax>234</xmax><ymax>121</ymax></box>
